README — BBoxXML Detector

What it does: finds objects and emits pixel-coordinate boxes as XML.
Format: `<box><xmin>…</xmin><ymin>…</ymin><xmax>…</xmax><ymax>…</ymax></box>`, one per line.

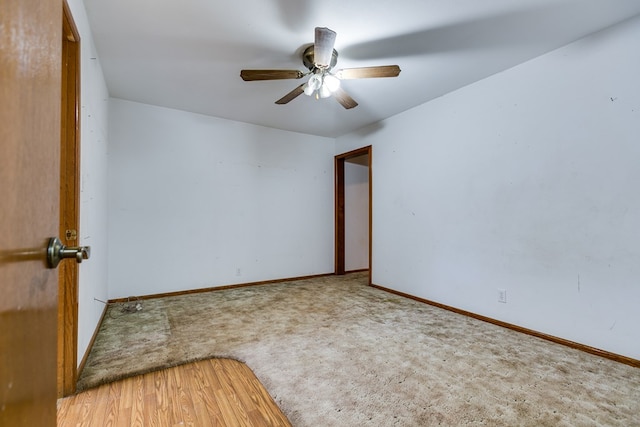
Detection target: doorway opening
<box><xmin>58</xmin><ymin>0</ymin><xmax>81</xmax><ymax>397</ymax></box>
<box><xmin>334</xmin><ymin>146</ymin><xmax>372</xmax><ymax>285</ymax></box>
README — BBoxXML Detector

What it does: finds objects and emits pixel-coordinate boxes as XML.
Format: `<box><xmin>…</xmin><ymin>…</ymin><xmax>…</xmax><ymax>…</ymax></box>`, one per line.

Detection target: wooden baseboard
<box><xmin>109</xmin><ymin>272</ymin><xmax>336</xmax><ymax>304</ymax></box>
<box><xmin>370</xmin><ymin>283</ymin><xmax>640</xmax><ymax>369</ymax></box>
<box><xmin>76</xmin><ymin>302</ymin><xmax>109</xmax><ymax>387</ymax></box>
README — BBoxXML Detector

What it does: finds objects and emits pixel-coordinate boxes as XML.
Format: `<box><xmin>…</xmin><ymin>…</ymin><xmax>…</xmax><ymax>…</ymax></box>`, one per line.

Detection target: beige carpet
<box><xmin>78</xmin><ymin>272</ymin><xmax>640</xmax><ymax>426</ymax></box>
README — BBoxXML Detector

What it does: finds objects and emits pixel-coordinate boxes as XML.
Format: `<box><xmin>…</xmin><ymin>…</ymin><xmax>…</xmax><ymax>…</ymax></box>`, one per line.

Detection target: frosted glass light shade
<box><xmin>303</xmin><ymin>83</ymin><xmax>313</xmax><ymax>96</ymax></box>
<box><xmin>323</xmin><ymin>74</ymin><xmax>341</xmax><ymax>92</ymax></box>
<box><xmin>319</xmin><ymin>84</ymin><xmax>331</xmax><ymax>98</ymax></box>
<box><xmin>305</xmin><ymin>74</ymin><xmax>323</xmax><ymax>96</ymax></box>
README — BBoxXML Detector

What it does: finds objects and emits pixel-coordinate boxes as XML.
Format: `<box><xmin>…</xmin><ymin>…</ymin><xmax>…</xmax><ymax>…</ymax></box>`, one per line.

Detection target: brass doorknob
<box><xmin>47</xmin><ymin>237</ymin><xmax>91</xmax><ymax>268</ymax></box>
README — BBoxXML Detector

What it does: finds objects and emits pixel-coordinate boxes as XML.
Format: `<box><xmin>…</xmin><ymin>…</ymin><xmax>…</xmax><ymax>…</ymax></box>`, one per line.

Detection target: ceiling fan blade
<box><xmin>335</xmin><ymin>65</ymin><xmax>401</xmax><ymax>80</ymax></box>
<box><xmin>241</xmin><ymin>70</ymin><xmax>305</xmax><ymax>81</ymax></box>
<box><xmin>314</xmin><ymin>27</ymin><xmax>337</xmax><ymax>67</ymax></box>
<box><xmin>275</xmin><ymin>84</ymin><xmax>306</xmax><ymax>105</ymax></box>
<box><xmin>333</xmin><ymin>88</ymin><xmax>358</xmax><ymax>109</ymax></box>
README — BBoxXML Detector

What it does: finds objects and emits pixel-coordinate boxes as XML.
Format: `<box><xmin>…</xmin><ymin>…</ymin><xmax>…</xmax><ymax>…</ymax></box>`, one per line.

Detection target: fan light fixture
<box><xmin>303</xmin><ymin>72</ymin><xmax>341</xmax><ymax>99</ymax></box>
<box><xmin>239</xmin><ymin>27</ymin><xmax>401</xmax><ymax>109</ymax></box>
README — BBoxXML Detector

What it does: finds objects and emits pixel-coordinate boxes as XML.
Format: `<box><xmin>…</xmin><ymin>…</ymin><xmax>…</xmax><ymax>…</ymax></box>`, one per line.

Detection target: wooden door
<box><xmin>0</xmin><ymin>0</ymin><xmax>63</xmax><ymax>425</ymax></box>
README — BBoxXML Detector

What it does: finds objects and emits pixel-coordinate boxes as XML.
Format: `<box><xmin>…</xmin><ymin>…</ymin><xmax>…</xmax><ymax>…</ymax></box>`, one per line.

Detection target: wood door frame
<box><xmin>334</xmin><ymin>146</ymin><xmax>372</xmax><ymax>285</ymax></box>
<box><xmin>58</xmin><ymin>0</ymin><xmax>81</xmax><ymax>398</ymax></box>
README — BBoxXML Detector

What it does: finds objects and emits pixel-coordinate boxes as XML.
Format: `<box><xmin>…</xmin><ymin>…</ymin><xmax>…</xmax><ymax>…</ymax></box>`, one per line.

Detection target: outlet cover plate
<box><xmin>498</xmin><ymin>289</ymin><xmax>507</xmax><ymax>303</ymax></box>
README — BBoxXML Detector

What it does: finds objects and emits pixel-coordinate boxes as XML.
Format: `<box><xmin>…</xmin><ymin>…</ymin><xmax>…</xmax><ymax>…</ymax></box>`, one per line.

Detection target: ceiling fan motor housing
<box><xmin>303</xmin><ymin>45</ymin><xmax>339</xmax><ymax>72</ymax></box>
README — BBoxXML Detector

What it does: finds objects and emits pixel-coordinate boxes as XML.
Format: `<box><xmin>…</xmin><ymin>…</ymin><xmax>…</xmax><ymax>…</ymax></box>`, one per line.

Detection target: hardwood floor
<box><xmin>57</xmin><ymin>358</ymin><xmax>292</xmax><ymax>426</ymax></box>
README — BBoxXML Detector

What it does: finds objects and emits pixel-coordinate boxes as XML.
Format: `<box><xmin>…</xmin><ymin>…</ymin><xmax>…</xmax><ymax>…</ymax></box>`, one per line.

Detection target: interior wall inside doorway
<box><xmin>344</xmin><ymin>154</ymin><xmax>369</xmax><ymax>271</ymax></box>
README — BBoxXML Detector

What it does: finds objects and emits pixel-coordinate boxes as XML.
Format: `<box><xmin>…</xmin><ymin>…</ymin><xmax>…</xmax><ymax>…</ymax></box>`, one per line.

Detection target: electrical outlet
<box><xmin>498</xmin><ymin>289</ymin><xmax>507</xmax><ymax>303</ymax></box>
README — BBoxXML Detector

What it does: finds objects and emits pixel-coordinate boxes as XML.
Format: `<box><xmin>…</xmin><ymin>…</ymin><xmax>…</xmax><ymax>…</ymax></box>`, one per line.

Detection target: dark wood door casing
<box><xmin>334</xmin><ymin>146</ymin><xmax>372</xmax><ymax>284</ymax></box>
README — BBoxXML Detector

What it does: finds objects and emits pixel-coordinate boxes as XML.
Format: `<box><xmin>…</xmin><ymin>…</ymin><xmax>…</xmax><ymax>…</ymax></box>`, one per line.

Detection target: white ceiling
<box><xmin>83</xmin><ymin>0</ymin><xmax>640</xmax><ymax>138</ymax></box>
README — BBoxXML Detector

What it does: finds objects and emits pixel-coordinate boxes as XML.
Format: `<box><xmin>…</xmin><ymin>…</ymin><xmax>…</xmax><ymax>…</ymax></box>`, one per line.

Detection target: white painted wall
<box><xmin>344</xmin><ymin>159</ymin><xmax>369</xmax><ymax>271</ymax></box>
<box><xmin>108</xmin><ymin>99</ymin><xmax>335</xmax><ymax>299</ymax></box>
<box><xmin>337</xmin><ymin>16</ymin><xmax>640</xmax><ymax>359</ymax></box>
<box><xmin>66</xmin><ymin>0</ymin><xmax>110</xmax><ymax>363</ymax></box>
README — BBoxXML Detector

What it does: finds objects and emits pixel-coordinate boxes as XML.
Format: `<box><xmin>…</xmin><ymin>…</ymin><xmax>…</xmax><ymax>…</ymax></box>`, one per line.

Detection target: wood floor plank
<box><xmin>171</xmin><ymin>363</ymin><xmax>199</xmax><ymax>426</ymax></box>
<box><xmin>221</xmin><ymin>361</ymin><xmax>259</xmax><ymax>413</ymax></box>
<box><xmin>129</xmin><ymin>375</ymin><xmax>145</xmax><ymax>427</ymax></box>
<box><xmin>58</xmin><ymin>359</ymin><xmax>291</xmax><ymax>427</ymax></box>
<box><xmin>141</xmin><ymin>372</ymin><xmax>160</xmax><ymax>427</ymax></box>
<box><xmin>201</xmin><ymin>385</ymin><xmax>228</xmax><ymax>426</ymax></box>
<box><xmin>201</xmin><ymin>360</ymin><xmax>239</xmax><ymax>425</ymax></box>
<box><xmin>116</xmin><ymin>374</ymin><xmax>133</xmax><ymax>425</ymax></box>
<box><xmin>216</xmin><ymin>360</ymin><xmax>255</xmax><ymax>421</ymax></box>
<box><xmin>76</xmin><ymin>388</ymin><xmax>98</xmax><ymax>424</ymax></box>
<box><xmin>192</xmin><ymin>361</ymin><xmax>230</xmax><ymax>425</ymax></box>
<box><xmin>142</xmin><ymin>395</ymin><xmax>159</xmax><ymax>427</ymax></box>
<box><xmin>118</xmin><ymin>373</ymin><xmax>133</xmax><ymax>410</ymax></box>
<box><xmin>166</xmin><ymin>367</ymin><xmax>185</xmax><ymax>425</ymax></box>
<box><xmin>183</xmin><ymin>363</ymin><xmax>218</xmax><ymax>427</ymax></box>
<box><xmin>232</xmin><ymin>361</ymin><xmax>292</xmax><ymax>427</ymax></box>
<box><xmin>154</xmin><ymin>368</ymin><xmax>172</xmax><ymax>423</ymax></box>
<box><xmin>205</xmin><ymin>361</ymin><xmax>246</xmax><ymax>426</ymax></box>
<box><xmin>193</xmin><ymin>400</ymin><xmax>218</xmax><ymax>427</ymax></box>
<box><xmin>85</xmin><ymin>381</ymin><xmax>109</xmax><ymax>426</ymax></box>
<box><xmin>102</xmin><ymin>382</ymin><xmax>121</xmax><ymax>426</ymax></box>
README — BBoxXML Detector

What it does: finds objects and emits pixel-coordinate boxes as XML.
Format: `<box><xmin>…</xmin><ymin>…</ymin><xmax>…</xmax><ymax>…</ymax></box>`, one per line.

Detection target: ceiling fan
<box><xmin>240</xmin><ymin>27</ymin><xmax>401</xmax><ymax>109</ymax></box>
